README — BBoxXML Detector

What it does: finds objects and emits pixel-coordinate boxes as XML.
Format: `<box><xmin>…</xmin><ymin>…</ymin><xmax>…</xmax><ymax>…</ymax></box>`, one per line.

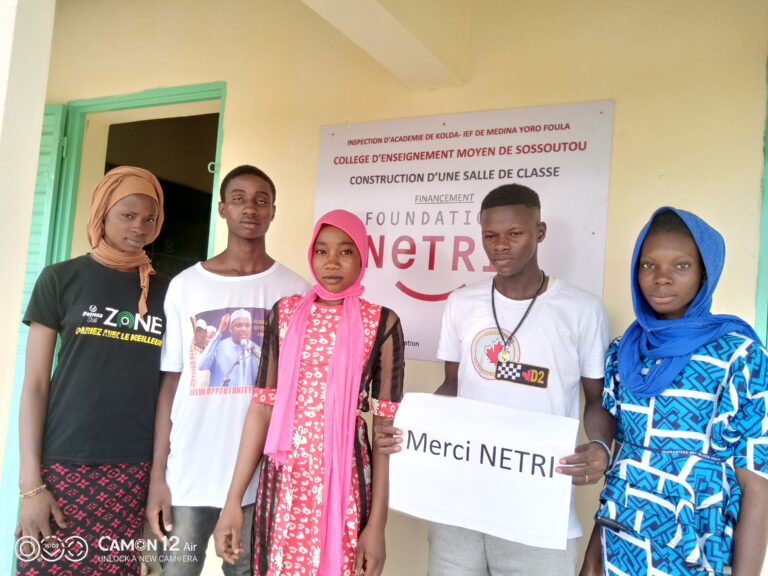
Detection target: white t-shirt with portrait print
<box><xmin>160</xmin><ymin>261</ymin><xmax>309</xmax><ymax>507</ymax></box>
<box><xmin>436</xmin><ymin>275</ymin><xmax>610</xmax><ymax>538</ymax></box>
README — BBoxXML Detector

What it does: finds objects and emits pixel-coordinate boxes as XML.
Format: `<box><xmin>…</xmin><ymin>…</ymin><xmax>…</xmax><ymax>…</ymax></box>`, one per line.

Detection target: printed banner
<box><xmin>314</xmin><ymin>101</ymin><xmax>613</xmax><ymax>360</ymax></box>
<box><xmin>389</xmin><ymin>393</ymin><xmax>579</xmax><ymax>549</ymax></box>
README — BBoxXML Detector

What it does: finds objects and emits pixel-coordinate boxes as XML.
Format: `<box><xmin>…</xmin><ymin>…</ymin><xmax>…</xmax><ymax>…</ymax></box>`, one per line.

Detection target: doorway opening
<box><xmin>69</xmin><ymin>100</ymin><xmax>221</xmax><ymax>276</ymax></box>
<box><xmin>49</xmin><ymin>82</ymin><xmax>226</xmax><ymax>265</ymax></box>
<box><xmin>106</xmin><ymin>114</ymin><xmax>217</xmax><ymax>276</ymax></box>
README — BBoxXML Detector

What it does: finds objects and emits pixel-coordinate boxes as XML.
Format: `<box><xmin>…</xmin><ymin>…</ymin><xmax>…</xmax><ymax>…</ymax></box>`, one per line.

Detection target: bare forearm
<box><xmin>580</xmin><ymin>523</ymin><xmax>603</xmax><ymax>573</ymax></box>
<box><xmin>434</xmin><ymin>381</ymin><xmax>456</xmax><ymax>396</ymax></box>
<box><xmin>368</xmin><ymin>416</ymin><xmax>390</xmax><ymax>529</ymax></box>
<box><xmin>583</xmin><ymin>400</ymin><xmax>614</xmax><ymax>445</ymax></box>
<box><xmin>150</xmin><ymin>372</ymin><xmax>179</xmax><ymax>478</ymax></box>
<box><xmin>225</xmin><ymin>403</ymin><xmax>272</xmax><ymax>506</ymax></box>
<box><xmin>435</xmin><ymin>362</ymin><xmax>459</xmax><ymax>397</ymax></box>
<box><xmin>18</xmin><ymin>324</ymin><xmax>56</xmax><ymax>490</ymax></box>
<box><xmin>581</xmin><ymin>377</ymin><xmax>614</xmax><ymax>446</ymax></box>
<box><xmin>732</xmin><ymin>468</ymin><xmax>768</xmax><ymax>575</ymax></box>
<box><xmin>19</xmin><ymin>383</ymin><xmax>49</xmax><ymax>489</ymax></box>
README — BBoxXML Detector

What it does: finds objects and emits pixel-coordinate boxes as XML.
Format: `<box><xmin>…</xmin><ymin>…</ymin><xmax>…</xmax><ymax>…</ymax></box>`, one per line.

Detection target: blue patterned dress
<box><xmin>598</xmin><ymin>333</ymin><xmax>768</xmax><ymax>575</ymax></box>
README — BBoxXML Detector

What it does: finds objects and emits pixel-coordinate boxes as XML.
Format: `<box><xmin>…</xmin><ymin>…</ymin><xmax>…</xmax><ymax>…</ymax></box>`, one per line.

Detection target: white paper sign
<box><xmin>389</xmin><ymin>393</ymin><xmax>579</xmax><ymax>549</ymax></box>
<box><xmin>314</xmin><ymin>101</ymin><xmax>613</xmax><ymax>361</ymax></box>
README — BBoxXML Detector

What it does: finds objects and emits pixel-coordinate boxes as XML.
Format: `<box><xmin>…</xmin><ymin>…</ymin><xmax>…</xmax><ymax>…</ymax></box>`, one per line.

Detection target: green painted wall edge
<box><xmin>209</xmin><ymin>89</ymin><xmax>227</xmax><ymax>257</ymax></box>
<box><xmin>51</xmin><ymin>81</ymin><xmax>227</xmax><ymax>264</ymax></box>
<box><xmin>2</xmin><ymin>104</ymin><xmax>67</xmax><ymax>574</ymax></box>
<box><xmin>757</xmin><ymin>62</ymin><xmax>768</xmax><ymax>342</ymax></box>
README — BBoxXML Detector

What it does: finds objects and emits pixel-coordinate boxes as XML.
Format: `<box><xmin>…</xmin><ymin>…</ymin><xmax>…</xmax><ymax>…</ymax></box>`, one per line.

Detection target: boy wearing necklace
<box><xmin>377</xmin><ymin>184</ymin><xmax>614</xmax><ymax>576</ymax></box>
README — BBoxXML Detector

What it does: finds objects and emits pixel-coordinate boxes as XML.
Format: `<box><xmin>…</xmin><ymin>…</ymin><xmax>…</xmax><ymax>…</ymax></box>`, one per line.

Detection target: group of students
<box><xmin>13</xmin><ymin>163</ymin><xmax>768</xmax><ymax>576</ymax></box>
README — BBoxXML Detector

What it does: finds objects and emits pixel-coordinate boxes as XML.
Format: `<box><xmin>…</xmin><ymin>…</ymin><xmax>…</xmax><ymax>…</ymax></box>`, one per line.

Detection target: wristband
<box><xmin>20</xmin><ymin>483</ymin><xmax>47</xmax><ymax>499</ymax></box>
<box><xmin>589</xmin><ymin>439</ymin><xmax>613</xmax><ymax>468</ymax></box>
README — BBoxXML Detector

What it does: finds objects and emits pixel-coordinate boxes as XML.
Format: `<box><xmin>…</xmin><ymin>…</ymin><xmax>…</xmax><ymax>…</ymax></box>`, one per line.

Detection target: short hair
<box><xmin>481</xmin><ymin>184</ymin><xmax>540</xmax><ymax>212</ymax></box>
<box><xmin>646</xmin><ymin>210</ymin><xmax>692</xmax><ymax>239</ymax></box>
<box><xmin>219</xmin><ymin>165</ymin><xmax>276</xmax><ymax>202</ymax></box>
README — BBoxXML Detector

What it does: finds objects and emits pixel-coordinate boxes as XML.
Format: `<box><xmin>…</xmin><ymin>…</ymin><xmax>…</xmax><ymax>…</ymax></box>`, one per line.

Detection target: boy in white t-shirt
<box><xmin>376</xmin><ymin>184</ymin><xmax>614</xmax><ymax>576</ymax></box>
<box><xmin>146</xmin><ymin>165</ymin><xmax>309</xmax><ymax>575</ymax></box>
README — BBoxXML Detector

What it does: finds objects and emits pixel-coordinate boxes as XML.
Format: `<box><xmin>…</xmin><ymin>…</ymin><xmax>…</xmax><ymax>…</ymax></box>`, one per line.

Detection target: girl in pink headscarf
<box><xmin>214</xmin><ymin>210</ymin><xmax>405</xmax><ymax>576</ymax></box>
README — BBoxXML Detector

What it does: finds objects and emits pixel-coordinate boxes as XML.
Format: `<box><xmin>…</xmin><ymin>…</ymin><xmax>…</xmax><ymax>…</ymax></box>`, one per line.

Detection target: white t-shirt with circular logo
<box><xmin>437</xmin><ymin>276</ymin><xmax>610</xmax><ymax>538</ymax></box>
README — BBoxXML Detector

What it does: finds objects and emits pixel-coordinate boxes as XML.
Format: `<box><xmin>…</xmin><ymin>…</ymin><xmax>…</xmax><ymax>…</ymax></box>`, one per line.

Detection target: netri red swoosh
<box><xmin>395</xmin><ymin>281</ymin><xmax>464</xmax><ymax>302</ymax></box>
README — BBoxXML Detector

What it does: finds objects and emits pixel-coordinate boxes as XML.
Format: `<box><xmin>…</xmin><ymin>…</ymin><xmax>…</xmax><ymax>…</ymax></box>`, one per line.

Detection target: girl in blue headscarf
<box><xmin>580</xmin><ymin>208</ymin><xmax>768</xmax><ymax>576</ymax></box>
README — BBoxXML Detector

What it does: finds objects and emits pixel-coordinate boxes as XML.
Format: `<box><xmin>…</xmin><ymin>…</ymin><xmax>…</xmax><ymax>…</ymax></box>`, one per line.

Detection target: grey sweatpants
<box><xmin>427</xmin><ymin>523</ymin><xmax>579</xmax><ymax>576</ymax></box>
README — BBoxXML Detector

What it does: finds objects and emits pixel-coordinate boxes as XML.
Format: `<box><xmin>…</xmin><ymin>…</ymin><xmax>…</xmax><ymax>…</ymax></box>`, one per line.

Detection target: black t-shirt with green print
<box><xmin>24</xmin><ymin>255</ymin><xmax>169</xmax><ymax>464</ymax></box>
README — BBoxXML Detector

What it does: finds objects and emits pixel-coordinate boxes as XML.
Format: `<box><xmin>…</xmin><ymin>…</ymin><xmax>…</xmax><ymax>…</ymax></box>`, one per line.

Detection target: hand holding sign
<box><xmin>373</xmin><ymin>419</ymin><xmax>402</xmax><ymax>455</ymax></box>
<box><xmin>556</xmin><ymin>441</ymin><xmax>610</xmax><ymax>485</ymax></box>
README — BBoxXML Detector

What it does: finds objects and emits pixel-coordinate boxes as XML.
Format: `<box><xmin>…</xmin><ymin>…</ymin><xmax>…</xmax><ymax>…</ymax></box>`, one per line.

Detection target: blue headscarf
<box><xmin>617</xmin><ymin>207</ymin><xmax>762</xmax><ymax>397</ymax></box>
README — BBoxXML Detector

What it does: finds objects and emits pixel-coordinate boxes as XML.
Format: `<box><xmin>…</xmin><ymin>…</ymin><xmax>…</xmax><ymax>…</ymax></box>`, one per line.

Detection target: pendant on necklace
<box><xmin>497</xmin><ymin>348</ymin><xmax>510</xmax><ymax>363</ymax></box>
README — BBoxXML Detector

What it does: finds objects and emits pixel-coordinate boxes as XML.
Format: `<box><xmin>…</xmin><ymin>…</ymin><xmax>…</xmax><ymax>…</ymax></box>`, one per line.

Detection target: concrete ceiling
<box><xmin>302</xmin><ymin>0</ymin><xmax>469</xmax><ymax>89</ymax></box>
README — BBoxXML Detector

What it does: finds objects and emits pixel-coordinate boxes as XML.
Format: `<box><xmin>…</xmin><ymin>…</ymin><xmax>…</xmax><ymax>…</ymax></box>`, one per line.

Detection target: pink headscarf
<box><xmin>264</xmin><ymin>209</ymin><xmax>368</xmax><ymax>575</ymax></box>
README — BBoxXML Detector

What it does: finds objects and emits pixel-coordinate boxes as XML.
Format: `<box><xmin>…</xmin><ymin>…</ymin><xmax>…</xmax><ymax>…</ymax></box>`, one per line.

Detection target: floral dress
<box><xmin>251</xmin><ymin>296</ymin><xmax>404</xmax><ymax>576</ymax></box>
<box><xmin>597</xmin><ymin>333</ymin><xmax>768</xmax><ymax>575</ymax></box>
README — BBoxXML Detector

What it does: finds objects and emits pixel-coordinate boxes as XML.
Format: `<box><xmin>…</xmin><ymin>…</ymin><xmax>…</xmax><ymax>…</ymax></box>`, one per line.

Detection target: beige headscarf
<box><xmin>87</xmin><ymin>166</ymin><xmax>164</xmax><ymax>318</ymax></box>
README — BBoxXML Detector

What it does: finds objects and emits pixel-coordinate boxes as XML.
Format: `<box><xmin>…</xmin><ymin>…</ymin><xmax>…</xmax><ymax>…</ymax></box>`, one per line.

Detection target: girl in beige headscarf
<box><xmin>16</xmin><ymin>166</ymin><xmax>169</xmax><ymax>576</ymax></box>
<box><xmin>87</xmin><ymin>166</ymin><xmax>165</xmax><ymax>317</ymax></box>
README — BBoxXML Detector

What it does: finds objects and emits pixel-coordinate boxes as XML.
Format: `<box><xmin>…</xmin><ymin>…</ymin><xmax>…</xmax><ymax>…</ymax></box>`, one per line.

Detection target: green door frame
<box><xmin>757</xmin><ymin>85</ymin><xmax>768</xmax><ymax>342</ymax></box>
<box><xmin>52</xmin><ymin>81</ymin><xmax>227</xmax><ymax>262</ymax></box>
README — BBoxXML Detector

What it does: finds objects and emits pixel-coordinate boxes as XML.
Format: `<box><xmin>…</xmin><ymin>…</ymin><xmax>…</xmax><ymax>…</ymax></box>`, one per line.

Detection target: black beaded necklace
<box><xmin>491</xmin><ymin>270</ymin><xmax>546</xmax><ymax>363</ymax></box>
